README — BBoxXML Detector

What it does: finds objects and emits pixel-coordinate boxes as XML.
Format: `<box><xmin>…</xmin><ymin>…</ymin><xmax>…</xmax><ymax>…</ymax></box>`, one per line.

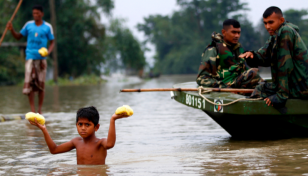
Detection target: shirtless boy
<box><xmin>28</xmin><ymin>106</ymin><xmax>129</xmax><ymax>165</ymax></box>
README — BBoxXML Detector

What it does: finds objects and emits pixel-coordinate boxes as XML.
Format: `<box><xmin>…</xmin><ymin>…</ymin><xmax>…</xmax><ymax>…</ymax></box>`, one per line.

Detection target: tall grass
<box><xmin>46</xmin><ymin>74</ymin><xmax>106</xmax><ymax>86</ymax></box>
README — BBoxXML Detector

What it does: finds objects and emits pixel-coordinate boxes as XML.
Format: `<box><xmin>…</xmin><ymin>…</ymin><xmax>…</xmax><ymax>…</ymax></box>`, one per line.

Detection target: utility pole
<box><xmin>49</xmin><ymin>0</ymin><xmax>58</xmax><ymax>83</ymax></box>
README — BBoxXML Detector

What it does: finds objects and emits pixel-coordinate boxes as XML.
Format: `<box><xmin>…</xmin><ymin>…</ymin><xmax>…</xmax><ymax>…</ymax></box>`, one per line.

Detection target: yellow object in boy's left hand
<box><xmin>38</xmin><ymin>47</ymin><xmax>48</xmax><ymax>57</ymax></box>
<box><xmin>115</xmin><ymin>105</ymin><xmax>134</xmax><ymax>116</ymax></box>
<box><xmin>25</xmin><ymin>112</ymin><xmax>45</xmax><ymax>125</ymax></box>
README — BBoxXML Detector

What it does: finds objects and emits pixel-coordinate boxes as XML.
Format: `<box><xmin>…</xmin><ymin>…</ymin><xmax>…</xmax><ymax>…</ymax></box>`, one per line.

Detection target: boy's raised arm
<box><xmin>29</xmin><ymin>118</ymin><xmax>76</xmax><ymax>154</ymax></box>
<box><xmin>101</xmin><ymin>114</ymin><xmax>129</xmax><ymax>150</ymax></box>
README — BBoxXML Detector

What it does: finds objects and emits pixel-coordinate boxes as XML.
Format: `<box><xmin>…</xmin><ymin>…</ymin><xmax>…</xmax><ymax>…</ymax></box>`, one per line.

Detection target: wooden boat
<box><xmin>171</xmin><ymin>82</ymin><xmax>308</xmax><ymax>139</ymax></box>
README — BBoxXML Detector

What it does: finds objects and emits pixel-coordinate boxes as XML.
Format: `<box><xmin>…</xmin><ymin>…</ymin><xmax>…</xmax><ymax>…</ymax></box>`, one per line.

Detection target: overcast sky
<box><xmin>103</xmin><ymin>0</ymin><xmax>306</xmax><ymax>65</ymax></box>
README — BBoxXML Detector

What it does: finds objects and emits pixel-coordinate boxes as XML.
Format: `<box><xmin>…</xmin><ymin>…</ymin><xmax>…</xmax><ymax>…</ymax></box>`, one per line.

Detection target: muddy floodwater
<box><xmin>1</xmin><ymin>75</ymin><xmax>308</xmax><ymax>175</ymax></box>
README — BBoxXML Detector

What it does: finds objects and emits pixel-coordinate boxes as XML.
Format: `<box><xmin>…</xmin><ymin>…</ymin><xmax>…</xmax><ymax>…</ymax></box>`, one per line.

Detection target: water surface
<box><xmin>0</xmin><ymin>75</ymin><xmax>308</xmax><ymax>175</ymax></box>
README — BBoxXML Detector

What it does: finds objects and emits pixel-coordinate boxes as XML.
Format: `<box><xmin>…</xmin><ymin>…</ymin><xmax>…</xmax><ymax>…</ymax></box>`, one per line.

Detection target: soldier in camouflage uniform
<box><xmin>196</xmin><ymin>19</ymin><xmax>262</xmax><ymax>89</ymax></box>
<box><xmin>240</xmin><ymin>6</ymin><xmax>308</xmax><ymax>108</ymax></box>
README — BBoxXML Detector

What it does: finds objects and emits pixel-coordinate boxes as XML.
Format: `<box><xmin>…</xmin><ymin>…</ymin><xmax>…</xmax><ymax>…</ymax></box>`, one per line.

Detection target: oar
<box><xmin>120</xmin><ymin>88</ymin><xmax>254</xmax><ymax>93</ymax></box>
<box><xmin>0</xmin><ymin>0</ymin><xmax>23</xmax><ymax>47</ymax></box>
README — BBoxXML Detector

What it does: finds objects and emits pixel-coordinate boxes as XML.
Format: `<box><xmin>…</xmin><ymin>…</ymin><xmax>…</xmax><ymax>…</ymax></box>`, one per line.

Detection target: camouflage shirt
<box><xmin>197</xmin><ymin>32</ymin><xmax>247</xmax><ymax>88</ymax></box>
<box><xmin>248</xmin><ymin>22</ymin><xmax>308</xmax><ymax>105</ymax></box>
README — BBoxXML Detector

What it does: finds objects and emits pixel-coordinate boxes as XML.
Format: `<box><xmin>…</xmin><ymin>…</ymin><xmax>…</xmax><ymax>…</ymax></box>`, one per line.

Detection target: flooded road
<box><xmin>1</xmin><ymin>75</ymin><xmax>308</xmax><ymax>175</ymax></box>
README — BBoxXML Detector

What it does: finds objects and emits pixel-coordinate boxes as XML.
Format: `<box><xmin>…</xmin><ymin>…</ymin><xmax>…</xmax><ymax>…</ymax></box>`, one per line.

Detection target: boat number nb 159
<box><xmin>186</xmin><ymin>94</ymin><xmax>205</xmax><ymax>109</ymax></box>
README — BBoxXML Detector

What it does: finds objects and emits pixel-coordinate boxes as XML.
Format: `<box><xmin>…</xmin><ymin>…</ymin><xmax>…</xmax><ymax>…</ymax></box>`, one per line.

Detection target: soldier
<box><xmin>239</xmin><ymin>6</ymin><xmax>308</xmax><ymax>108</ymax></box>
<box><xmin>196</xmin><ymin>19</ymin><xmax>262</xmax><ymax>89</ymax></box>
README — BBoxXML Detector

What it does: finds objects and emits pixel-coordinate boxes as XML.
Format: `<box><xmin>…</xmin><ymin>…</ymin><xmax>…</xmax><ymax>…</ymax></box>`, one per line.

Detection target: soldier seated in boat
<box><xmin>196</xmin><ymin>19</ymin><xmax>263</xmax><ymax>89</ymax></box>
<box><xmin>239</xmin><ymin>6</ymin><xmax>308</xmax><ymax>108</ymax></box>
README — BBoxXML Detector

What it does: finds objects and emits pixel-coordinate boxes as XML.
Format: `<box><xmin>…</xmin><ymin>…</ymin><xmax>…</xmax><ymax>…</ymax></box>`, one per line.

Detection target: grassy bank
<box><xmin>46</xmin><ymin>74</ymin><xmax>106</xmax><ymax>86</ymax></box>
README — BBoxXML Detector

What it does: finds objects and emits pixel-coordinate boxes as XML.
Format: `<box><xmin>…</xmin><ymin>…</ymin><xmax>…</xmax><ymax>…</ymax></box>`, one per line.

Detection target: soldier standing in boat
<box><xmin>6</xmin><ymin>5</ymin><xmax>55</xmax><ymax>114</ymax></box>
<box><xmin>196</xmin><ymin>19</ymin><xmax>262</xmax><ymax>89</ymax></box>
<box><xmin>239</xmin><ymin>6</ymin><xmax>308</xmax><ymax>108</ymax></box>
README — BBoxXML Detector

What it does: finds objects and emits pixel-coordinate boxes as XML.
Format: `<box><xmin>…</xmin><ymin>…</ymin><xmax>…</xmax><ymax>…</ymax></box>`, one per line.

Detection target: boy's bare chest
<box><xmin>75</xmin><ymin>142</ymin><xmax>107</xmax><ymax>165</ymax></box>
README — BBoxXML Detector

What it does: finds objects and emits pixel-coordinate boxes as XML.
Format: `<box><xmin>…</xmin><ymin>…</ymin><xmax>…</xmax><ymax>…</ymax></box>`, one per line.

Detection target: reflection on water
<box><xmin>0</xmin><ymin>75</ymin><xmax>308</xmax><ymax>175</ymax></box>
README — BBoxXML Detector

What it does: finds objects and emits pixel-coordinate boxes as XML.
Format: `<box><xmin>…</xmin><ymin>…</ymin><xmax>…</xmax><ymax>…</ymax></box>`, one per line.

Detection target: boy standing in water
<box><xmin>7</xmin><ymin>5</ymin><xmax>54</xmax><ymax>114</ymax></box>
<box><xmin>28</xmin><ymin>106</ymin><xmax>129</xmax><ymax>165</ymax></box>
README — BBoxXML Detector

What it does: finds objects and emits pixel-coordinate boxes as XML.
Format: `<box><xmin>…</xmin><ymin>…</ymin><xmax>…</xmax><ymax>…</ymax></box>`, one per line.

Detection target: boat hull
<box><xmin>172</xmin><ymin>82</ymin><xmax>308</xmax><ymax>139</ymax></box>
<box><xmin>204</xmin><ymin>111</ymin><xmax>308</xmax><ymax>139</ymax></box>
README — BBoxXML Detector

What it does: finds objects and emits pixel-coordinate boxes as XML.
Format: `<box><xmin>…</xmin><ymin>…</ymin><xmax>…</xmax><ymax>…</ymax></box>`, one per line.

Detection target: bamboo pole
<box><xmin>0</xmin><ymin>0</ymin><xmax>23</xmax><ymax>47</ymax></box>
<box><xmin>120</xmin><ymin>88</ymin><xmax>254</xmax><ymax>93</ymax></box>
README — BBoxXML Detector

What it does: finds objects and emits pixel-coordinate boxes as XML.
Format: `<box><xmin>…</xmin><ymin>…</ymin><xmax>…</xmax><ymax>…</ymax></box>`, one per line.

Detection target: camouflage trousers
<box><xmin>250</xmin><ymin>82</ymin><xmax>289</xmax><ymax>113</ymax></box>
<box><xmin>250</xmin><ymin>82</ymin><xmax>276</xmax><ymax>99</ymax></box>
<box><xmin>231</xmin><ymin>68</ymin><xmax>263</xmax><ymax>89</ymax></box>
<box><xmin>250</xmin><ymin>82</ymin><xmax>292</xmax><ymax>105</ymax></box>
<box><xmin>197</xmin><ymin>68</ymin><xmax>263</xmax><ymax>89</ymax></box>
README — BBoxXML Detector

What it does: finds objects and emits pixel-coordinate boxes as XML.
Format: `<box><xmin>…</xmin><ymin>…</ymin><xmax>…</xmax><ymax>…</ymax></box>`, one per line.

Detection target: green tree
<box><xmin>0</xmin><ymin>48</ymin><xmax>25</xmax><ymax>85</ymax></box>
<box><xmin>1</xmin><ymin>0</ymin><xmax>114</xmax><ymax>79</ymax></box>
<box><xmin>1</xmin><ymin>0</ymin><xmax>146</xmax><ymax>84</ymax></box>
<box><xmin>104</xmin><ymin>19</ymin><xmax>146</xmax><ymax>73</ymax></box>
<box><xmin>284</xmin><ymin>9</ymin><xmax>308</xmax><ymax>45</ymax></box>
<box><xmin>138</xmin><ymin>0</ymin><xmax>261</xmax><ymax>74</ymax></box>
<box><xmin>0</xmin><ymin>0</ymin><xmax>27</xmax><ymax>85</ymax></box>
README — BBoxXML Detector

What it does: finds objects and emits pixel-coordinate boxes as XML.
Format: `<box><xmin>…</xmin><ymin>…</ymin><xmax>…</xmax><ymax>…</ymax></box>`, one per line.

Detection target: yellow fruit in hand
<box><xmin>25</xmin><ymin>112</ymin><xmax>45</xmax><ymax>125</ymax></box>
<box><xmin>38</xmin><ymin>47</ymin><xmax>48</xmax><ymax>57</ymax></box>
<box><xmin>115</xmin><ymin>105</ymin><xmax>134</xmax><ymax>116</ymax></box>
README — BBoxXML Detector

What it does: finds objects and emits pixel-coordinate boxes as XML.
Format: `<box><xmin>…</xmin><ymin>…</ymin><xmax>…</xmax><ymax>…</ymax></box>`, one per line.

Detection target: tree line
<box><xmin>137</xmin><ymin>0</ymin><xmax>308</xmax><ymax>74</ymax></box>
<box><xmin>0</xmin><ymin>0</ymin><xmax>146</xmax><ymax>85</ymax></box>
<box><xmin>1</xmin><ymin>0</ymin><xmax>307</xmax><ymax>85</ymax></box>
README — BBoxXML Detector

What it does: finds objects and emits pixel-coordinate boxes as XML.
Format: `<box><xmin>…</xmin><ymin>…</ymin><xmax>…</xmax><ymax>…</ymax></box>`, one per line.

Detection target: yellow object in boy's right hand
<box><xmin>115</xmin><ymin>105</ymin><xmax>134</xmax><ymax>116</ymax></box>
<box><xmin>25</xmin><ymin>112</ymin><xmax>45</xmax><ymax>125</ymax></box>
<box><xmin>38</xmin><ymin>47</ymin><xmax>48</xmax><ymax>57</ymax></box>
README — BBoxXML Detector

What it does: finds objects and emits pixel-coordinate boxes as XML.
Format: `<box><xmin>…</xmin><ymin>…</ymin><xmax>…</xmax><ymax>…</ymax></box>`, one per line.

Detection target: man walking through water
<box><xmin>7</xmin><ymin>5</ymin><xmax>54</xmax><ymax>113</ymax></box>
<box><xmin>239</xmin><ymin>6</ymin><xmax>308</xmax><ymax>109</ymax></box>
<box><xmin>196</xmin><ymin>19</ymin><xmax>262</xmax><ymax>89</ymax></box>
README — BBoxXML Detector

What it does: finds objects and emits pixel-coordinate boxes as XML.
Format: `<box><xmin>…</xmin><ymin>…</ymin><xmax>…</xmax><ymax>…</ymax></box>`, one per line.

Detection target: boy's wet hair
<box><xmin>223</xmin><ymin>19</ymin><xmax>240</xmax><ymax>30</ymax></box>
<box><xmin>263</xmin><ymin>6</ymin><xmax>283</xmax><ymax>18</ymax></box>
<box><xmin>76</xmin><ymin>106</ymin><xmax>100</xmax><ymax>126</ymax></box>
<box><xmin>32</xmin><ymin>5</ymin><xmax>43</xmax><ymax>12</ymax></box>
